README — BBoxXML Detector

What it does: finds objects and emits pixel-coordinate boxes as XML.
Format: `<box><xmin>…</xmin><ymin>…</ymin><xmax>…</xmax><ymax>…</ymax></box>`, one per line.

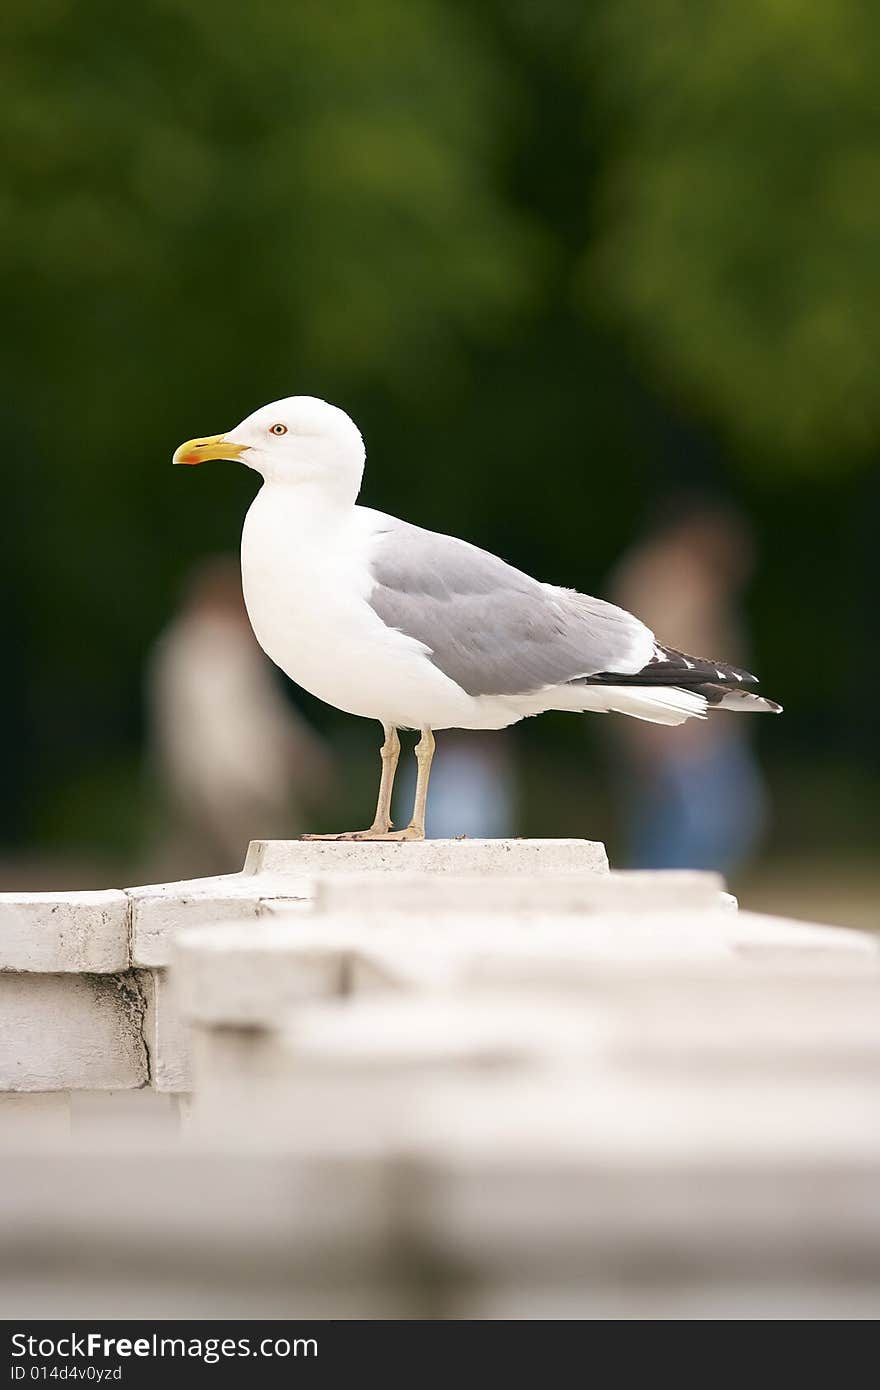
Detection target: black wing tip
<box><xmin>591</xmin><ymin>646</ymin><xmax>763</xmax><ymax>692</ymax></box>
<box><xmin>654</xmin><ymin>645</ymin><xmax>759</xmax><ymax>687</ymax></box>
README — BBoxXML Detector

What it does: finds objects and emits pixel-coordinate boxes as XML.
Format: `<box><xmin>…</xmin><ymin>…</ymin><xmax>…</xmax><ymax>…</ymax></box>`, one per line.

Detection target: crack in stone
<box><xmin>86</xmin><ymin>970</ymin><xmax>152</xmax><ymax>1088</ymax></box>
<box><xmin>124</xmin><ymin>890</ymin><xmax>134</xmax><ymax>970</ymax></box>
<box><xmin>118</xmin><ymin>892</ymin><xmax>154</xmax><ymax>1087</ymax></box>
<box><xmin>126</xmin><ymin>971</ymin><xmax>153</xmax><ymax>1089</ymax></box>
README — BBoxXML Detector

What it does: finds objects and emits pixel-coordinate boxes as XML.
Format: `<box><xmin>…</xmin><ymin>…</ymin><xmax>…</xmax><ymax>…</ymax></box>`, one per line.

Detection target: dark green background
<box><xmin>3</xmin><ymin>1</ymin><xmax>878</xmax><ymax>888</ymax></box>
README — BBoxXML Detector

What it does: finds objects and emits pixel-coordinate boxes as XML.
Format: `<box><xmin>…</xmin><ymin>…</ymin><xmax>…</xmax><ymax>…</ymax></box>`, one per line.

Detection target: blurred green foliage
<box><xmin>585</xmin><ymin>0</ymin><xmax>880</xmax><ymax>464</ymax></box>
<box><xmin>1</xmin><ymin>0</ymin><xmax>877</xmax><ymax>853</ymax></box>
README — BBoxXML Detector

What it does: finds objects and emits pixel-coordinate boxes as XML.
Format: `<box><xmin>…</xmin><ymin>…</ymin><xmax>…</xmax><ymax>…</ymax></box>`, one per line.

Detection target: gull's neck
<box><xmin>255</xmin><ymin>476</ymin><xmax>360</xmax><ymax>534</ymax></box>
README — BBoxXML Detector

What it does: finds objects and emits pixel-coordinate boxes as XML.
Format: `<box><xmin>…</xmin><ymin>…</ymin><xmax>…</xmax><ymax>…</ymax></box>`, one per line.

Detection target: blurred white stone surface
<box><xmin>142</xmin><ymin>970</ymin><xmax>192</xmax><ymax>1093</ymax></box>
<box><xmin>313</xmin><ymin>867</ymin><xmax>724</xmax><ymax>917</ymax></box>
<box><xmin>0</xmin><ymin>1146</ymin><xmax>404</xmax><ymax>1318</ymax></box>
<box><xmin>185</xmin><ymin>978</ymin><xmax>880</xmax><ymax>1152</ymax></box>
<box><xmin>172</xmin><ymin>896</ymin><xmax>878</xmax><ymax>1031</ymax></box>
<box><xmin>4</xmin><ymin>837</ymin><xmax>880</xmax><ymax>1320</ymax></box>
<box><xmin>2</xmin><ymin>1060</ymin><xmax>879</xmax><ymax>1317</ymax></box>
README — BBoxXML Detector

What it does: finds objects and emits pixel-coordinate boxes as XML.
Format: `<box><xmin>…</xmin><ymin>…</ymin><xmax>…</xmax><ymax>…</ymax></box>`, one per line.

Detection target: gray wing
<box><xmin>366</xmin><ymin>518</ymin><xmax>653</xmax><ymax>697</ymax></box>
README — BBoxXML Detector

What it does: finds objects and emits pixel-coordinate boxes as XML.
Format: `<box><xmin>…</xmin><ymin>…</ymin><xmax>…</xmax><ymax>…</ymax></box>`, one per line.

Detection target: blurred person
<box><xmin>146</xmin><ymin>556</ymin><xmax>332</xmax><ymax>877</ymax></box>
<box><xmin>394</xmin><ymin>730</ymin><xmax>518</xmax><ymax>839</ymax></box>
<box><xmin>608</xmin><ymin>498</ymin><xmax>768</xmax><ymax>873</ymax></box>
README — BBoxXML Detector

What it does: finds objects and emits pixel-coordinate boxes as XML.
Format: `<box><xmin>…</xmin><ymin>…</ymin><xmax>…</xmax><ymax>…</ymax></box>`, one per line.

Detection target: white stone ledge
<box><xmin>142</xmin><ymin>970</ymin><xmax>192</xmax><ymax>1094</ymax></box>
<box><xmin>128</xmin><ymin>873</ymin><xmax>312</xmax><ymax>968</ymax></box>
<box><xmin>351</xmin><ymin>910</ymin><xmax>879</xmax><ymax>994</ymax></box>
<box><xmin>172</xmin><ymin>902</ymin><xmax>878</xmax><ymax>1031</ymax></box>
<box><xmin>311</xmin><ymin>868</ymin><xmax>725</xmax><ymax>919</ymax></box>
<box><xmin>0</xmin><ymin>866</ymin><xmax>732</xmax><ymax>980</ymax></box>
<box><xmin>175</xmin><ymin>923</ymin><xmax>347</xmax><ymax>1026</ymax></box>
<box><xmin>0</xmin><ymin>973</ymin><xmax>149</xmax><ymax>1092</ymax></box>
<box><xmin>185</xmin><ymin>977</ymin><xmax>880</xmax><ymax>1150</ymax></box>
<box><xmin>279</xmin><ymin>983</ymin><xmax>880</xmax><ymax>1077</ymax></box>
<box><xmin>1</xmin><ymin>843</ymin><xmax>611</xmax><ymax>975</ymax></box>
<box><xmin>177</xmin><ymin>914</ymin><xmax>736</xmax><ymax>1030</ymax></box>
<box><xmin>243</xmin><ymin>837</ymin><xmax>609</xmax><ymax>877</ymax></box>
<box><xmin>729</xmin><ymin>911</ymin><xmax>879</xmax><ymax>963</ymax></box>
<box><xmin>0</xmin><ymin>890</ymin><xmax>129</xmax><ymax>973</ymax></box>
<box><xmin>3</xmin><ymin>842</ymin><xmax>873</xmax><ymax>1110</ymax></box>
<box><xmin>128</xmin><ymin>849</ymin><xmax>688</xmax><ymax>971</ymax></box>
<box><xmin>403</xmin><ymin>1073</ymin><xmax>880</xmax><ymax>1182</ymax></box>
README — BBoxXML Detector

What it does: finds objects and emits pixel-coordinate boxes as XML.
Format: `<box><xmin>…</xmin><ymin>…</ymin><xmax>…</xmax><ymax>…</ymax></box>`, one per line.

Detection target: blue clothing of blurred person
<box><xmin>608</xmin><ymin>498</ymin><xmax>769</xmax><ymax>875</ymax></box>
<box><xmin>394</xmin><ymin>731</ymin><xmax>517</xmax><ymax>839</ymax></box>
<box><xmin>623</xmin><ymin>727</ymin><xmax>767</xmax><ymax>872</ymax></box>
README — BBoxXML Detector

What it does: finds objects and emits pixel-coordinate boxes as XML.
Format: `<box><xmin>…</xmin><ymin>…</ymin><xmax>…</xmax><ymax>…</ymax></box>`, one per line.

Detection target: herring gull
<box><xmin>173</xmin><ymin>396</ymin><xmax>781</xmax><ymax>840</ymax></box>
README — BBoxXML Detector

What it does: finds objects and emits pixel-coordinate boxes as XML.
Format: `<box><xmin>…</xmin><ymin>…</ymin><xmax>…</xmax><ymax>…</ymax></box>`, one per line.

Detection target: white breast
<box><xmin>239</xmin><ymin>487</ymin><xmax>476</xmax><ymax>729</ymax></box>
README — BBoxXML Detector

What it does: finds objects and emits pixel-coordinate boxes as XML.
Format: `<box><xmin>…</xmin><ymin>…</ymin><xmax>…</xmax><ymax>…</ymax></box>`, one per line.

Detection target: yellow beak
<box><xmin>172</xmin><ymin>433</ymin><xmax>247</xmax><ymax>466</ymax></box>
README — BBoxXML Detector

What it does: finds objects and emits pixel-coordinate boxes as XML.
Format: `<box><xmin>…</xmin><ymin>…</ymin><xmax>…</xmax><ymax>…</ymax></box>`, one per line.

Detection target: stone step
<box><xmin>128</xmin><ymin>872</ymin><xmax>312</xmax><ymax>969</ymax></box>
<box><xmin>186</xmin><ymin>980</ymin><xmax>880</xmax><ymax>1152</ymax></box>
<box><xmin>0</xmin><ymin>889</ymin><xmax>129</xmax><ymax>973</ymax></box>
<box><xmin>130</xmin><ymin>866</ymin><xmax>722</xmax><ymax>972</ymax></box>
<box><xmin>243</xmin><ymin>837</ymin><xmax>609</xmax><ymax>877</ymax></box>
<box><xmin>129</xmin><ymin>840</ymin><xmax>613</xmax><ymax>968</ymax></box>
<box><xmin>279</xmin><ymin>986</ymin><xmax>880</xmax><ymax>1074</ymax></box>
<box><xmin>312</xmin><ymin>867</ymin><xmax>726</xmax><ymax>918</ymax></box>
<box><xmin>348</xmin><ymin>910</ymin><xmax>878</xmax><ymax>994</ymax></box>
<box><xmin>3</xmin><ymin>844</ymin><xmax>874</xmax><ymax>1111</ymax></box>
<box><xmin>172</xmin><ymin>905</ymin><xmax>878</xmax><ymax>1030</ymax></box>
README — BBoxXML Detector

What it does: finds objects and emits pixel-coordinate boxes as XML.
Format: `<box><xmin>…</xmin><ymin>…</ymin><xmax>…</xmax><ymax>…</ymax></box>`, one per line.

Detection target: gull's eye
<box><xmin>269</xmin><ymin>422</ymin><xmax>288</xmax><ymax>436</ymax></box>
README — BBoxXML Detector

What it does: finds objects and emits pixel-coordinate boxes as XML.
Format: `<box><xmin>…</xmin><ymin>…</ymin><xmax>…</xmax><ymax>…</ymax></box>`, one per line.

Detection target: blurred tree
<box><xmin>581</xmin><ymin>0</ymin><xmax>880</xmax><ymax>467</ymax></box>
<box><xmin>0</xmin><ymin>0</ymin><xmax>540</xmax><ymax>836</ymax></box>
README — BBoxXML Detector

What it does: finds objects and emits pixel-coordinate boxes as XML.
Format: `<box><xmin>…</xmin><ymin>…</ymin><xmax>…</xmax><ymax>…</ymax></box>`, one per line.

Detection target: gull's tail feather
<box><xmin>582</xmin><ymin>643</ymin><xmax>782</xmax><ymax>715</ymax></box>
<box><xmin>547</xmin><ymin>683</ymin><xmax>709</xmax><ymax>726</ymax></box>
<box><xmin>697</xmin><ymin>685</ymin><xmax>783</xmax><ymax>713</ymax></box>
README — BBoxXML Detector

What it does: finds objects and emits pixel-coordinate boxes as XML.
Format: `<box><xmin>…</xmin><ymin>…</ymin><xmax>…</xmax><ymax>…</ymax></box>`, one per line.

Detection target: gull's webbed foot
<box><xmin>300</xmin><ymin>825</ymin><xmax>425</xmax><ymax>842</ymax></box>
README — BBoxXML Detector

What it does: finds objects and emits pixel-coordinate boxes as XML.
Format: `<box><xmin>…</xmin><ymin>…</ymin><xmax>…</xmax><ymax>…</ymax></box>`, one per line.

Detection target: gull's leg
<box><xmin>302</xmin><ymin>723</ymin><xmax>402</xmax><ymax>841</ymax></box>
<box><xmin>369</xmin><ymin>724</ymin><xmax>401</xmax><ymax>833</ymax></box>
<box><xmin>406</xmin><ymin>726</ymin><xmax>435</xmax><ymax>839</ymax></box>
<box><xmin>302</xmin><ymin>725</ymin><xmax>435</xmax><ymax>842</ymax></box>
<box><xmin>349</xmin><ymin>726</ymin><xmax>434</xmax><ymax>841</ymax></box>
